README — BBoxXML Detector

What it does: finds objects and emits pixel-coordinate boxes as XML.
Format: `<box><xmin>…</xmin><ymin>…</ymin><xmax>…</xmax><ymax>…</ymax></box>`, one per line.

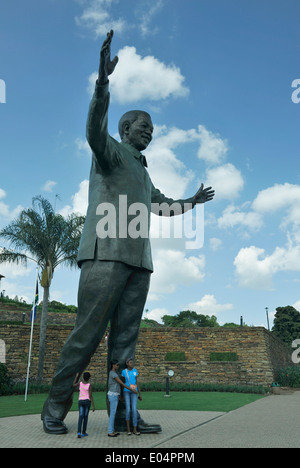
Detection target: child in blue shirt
<box><xmin>121</xmin><ymin>358</ymin><xmax>142</xmax><ymax>435</ymax></box>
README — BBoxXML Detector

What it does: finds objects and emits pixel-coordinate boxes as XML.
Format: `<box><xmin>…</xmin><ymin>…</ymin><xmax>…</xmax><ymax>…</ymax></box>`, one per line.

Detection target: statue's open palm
<box><xmin>194</xmin><ymin>184</ymin><xmax>215</xmax><ymax>204</ymax></box>
<box><xmin>98</xmin><ymin>30</ymin><xmax>119</xmax><ymax>83</ymax></box>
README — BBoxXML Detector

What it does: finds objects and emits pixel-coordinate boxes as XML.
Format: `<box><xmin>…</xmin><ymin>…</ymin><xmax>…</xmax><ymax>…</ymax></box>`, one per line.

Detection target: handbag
<box><xmin>125</xmin><ymin>369</ymin><xmax>137</xmax><ymax>391</ymax></box>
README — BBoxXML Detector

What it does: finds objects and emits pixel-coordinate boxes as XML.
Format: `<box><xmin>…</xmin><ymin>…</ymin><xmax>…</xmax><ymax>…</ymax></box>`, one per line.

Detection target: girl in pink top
<box><xmin>73</xmin><ymin>372</ymin><xmax>95</xmax><ymax>438</ymax></box>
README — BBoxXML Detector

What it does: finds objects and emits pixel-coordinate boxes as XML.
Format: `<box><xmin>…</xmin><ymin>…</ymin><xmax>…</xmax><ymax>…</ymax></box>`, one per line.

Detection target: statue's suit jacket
<box><xmin>77</xmin><ymin>81</ymin><xmax>194</xmax><ymax>271</ymax></box>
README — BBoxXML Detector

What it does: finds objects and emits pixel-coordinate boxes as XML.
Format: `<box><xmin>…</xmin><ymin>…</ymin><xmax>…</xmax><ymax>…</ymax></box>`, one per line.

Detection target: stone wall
<box><xmin>0</xmin><ymin>324</ymin><xmax>292</xmax><ymax>387</ymax></box>
<box><xmin>135</xmin><ymin>327</ymin><xmax>291</xmax><ymax>386</ymax></box>
<box><xmin>0</xmin><ymin>307</ymin><xmax>77</xmax><ymax>326</ymax></box>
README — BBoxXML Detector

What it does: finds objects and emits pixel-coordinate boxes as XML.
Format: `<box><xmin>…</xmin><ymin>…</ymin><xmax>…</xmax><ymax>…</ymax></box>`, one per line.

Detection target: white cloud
<box><xmin>111</xmin><ymin>46</ymin><xmax>189</xmax><ymax>103</ymax></box>
<box><xmin>88</xmin><ymin>46</ymin><xmax>189</xmax><ymax>104</ymax></box>
<box><xmin>87</xmin><ymin>72</ymin><xmax>98</xmax><ymax>95</ymax></box>
<box><xmin>0</xmin><ymin>188</ymin><xmax>23</xmax><ymax>222</ymax></box>
<box><xmin>0</xmin><ymin>280</ymin><xmax>31</xmax><ymax>303</ymax></box>
<box><xmin>138</xmin><ymin>0</ymin><xmax>164</xmax><ymax>37</ymax></box>
<box><xmin>146</xmin><ymin>124</ymin><xmax>232</xmax><ymax>201</ymax></box>
<box><xmin>75</xmin><ymin>138</ymin><xmax>92</xmax><ymax>158</ymax></box>
<box><xmin>293</xmin><ymin>300</ymin><xmax>300</xmax><ymax>312</ymax></box>
<box><xmin>209</xmin><ymin>237</ymin><xmax>223</xmax><ymax>251</ymax></box>
<box><xmin>75</xmin><ymin>0</ymin><xmax>165</xmax><ymax>40</ymax></box>
<box><xmin>216</xmin><ymin>182</ymin><xmax>300</xmax><ymax>237</ymax></box>
<box><xmin>188</xmin><ymin>294</ymin><xmax>234</xmax><ymax>316</ymax></box>
<box><xmin>194</xmin><ymin>126</ymin><xmax>239</xmax><ymax>204</ymax></box>
<box><xmin>0</xmin><ymin>263</ymin><xmax>35</xmax><ymax>303</ymax></box>
<box><xmin>197</xmin><ymin>125</ymin><xmax>228</xmax><ymax>166</ymax></box>
<box><xmin>233</xmin><ymin>241</ymin><xmax>300</xmax><ymax>290</ymax></box>
<box><xmin>75</xmin><ymin>0</ymin><xmax>127</xmax><ymax>37</ymax></box>
<box><xmin>59</xmin><ymin>180</ymin><xmax>89</xmax><ymax>217</ymax></box>
<box><xmin>151</xmin><ymin>125</ymin><xmax>198</xmax><ymax>149</ymax></box>
<box><xmin>149</xmin><ymin>249</ymin><xmax>205</xmax><ymax>297</ymax></box>
<box><xmin>221</xmin><ymin>182</ymin><xmax>300</xmax><ymax>291</ymax></box>
<box><xmin>0</xmin><ymin>259</ymin><xmax>33</xmax><ymax>302</ymax></box>
<box><xmin>204</xmin><ymin>163</ymin><xmax>244</xmax><ymax>201</ymax></box>
<box><xmin>218</xmin><ymin>204</ymin><xmax>263</xmax><ymax>231</ymax></box>
<box><xmin>42</xmin><ymin>180</ymin><xmax>57</xmax><ymax>193</ymax></box>
<box><xmin>252</xmin><ymin>183</ymin><xmax>300</xmax><ymax>229</ymax></box>
<box><xmin>252</xmin><ymin>183</ymin><xmax>300</xmax><ymax>213</ymax></box>
<box><xmin>145</xmin><ymin>125</ymin><xmax>196</xmax><ymax>199</ymax></box>
<box><xmin>0</xmin><ymin>259</ymin><xmax>33</xmax><ymax>280</ymax></box>
<box><xmin>214</xmin><ymin>182</ymin><xmax>300</xmax><ymax>236</ymax></box>
<box><xmin>234</xmin><ymin>246</ymin><xmax>274</xmax><ymax>290</ymax></box>
<box><xmin>146</xmin><ymin>307</ymin><xmax>168</xmax><ymax>324</ymax></box>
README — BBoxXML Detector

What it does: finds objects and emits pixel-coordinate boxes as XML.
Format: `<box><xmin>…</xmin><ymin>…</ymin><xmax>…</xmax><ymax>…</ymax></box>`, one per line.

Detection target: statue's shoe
<box><xmin>138</xmin><ymin>419</ymin><xmax>162</xmax><ymax>433</ymax></box>
<box><xmin>43</xmin><ymin>416</ymin><xmax>68</xmax><ymax>435</ymax></box>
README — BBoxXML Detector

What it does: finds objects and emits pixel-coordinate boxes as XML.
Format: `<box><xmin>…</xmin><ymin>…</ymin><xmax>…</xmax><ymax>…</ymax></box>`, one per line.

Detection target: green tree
<box><xmin>162</xmin><ymin>310</ymin><xmax>219</xmax><ymax>327</ymax></box>
<box><xmin>0</xmin><ymin>196</ymin><xmax>85</xmax><ymax>380</ymax></box>
<box><xmin>272</xmin><ymin>305</ymin><xmax>300</xmax><ymax>347</ymax></box>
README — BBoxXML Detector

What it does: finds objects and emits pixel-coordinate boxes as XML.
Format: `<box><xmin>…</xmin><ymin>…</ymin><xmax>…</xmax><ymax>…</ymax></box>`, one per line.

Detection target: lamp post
<box><xmin>165</xmin><ymin>370</ymin><xmax>174</xmax><ymax>398</ymax></box>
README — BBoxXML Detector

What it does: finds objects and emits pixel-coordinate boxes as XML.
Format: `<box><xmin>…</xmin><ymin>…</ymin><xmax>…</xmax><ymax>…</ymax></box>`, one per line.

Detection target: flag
<box><xmin>30</xmin><ymin>280</ymin><xmax>39</xmax><ymax>322</ymax></box>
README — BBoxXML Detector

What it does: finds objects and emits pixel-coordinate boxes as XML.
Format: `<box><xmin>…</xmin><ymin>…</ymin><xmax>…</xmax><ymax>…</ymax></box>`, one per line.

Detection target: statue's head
<box><xmin>118</xmin><ymin>110</ymin><xmax>153</xmax><ymax>152</ymax></box>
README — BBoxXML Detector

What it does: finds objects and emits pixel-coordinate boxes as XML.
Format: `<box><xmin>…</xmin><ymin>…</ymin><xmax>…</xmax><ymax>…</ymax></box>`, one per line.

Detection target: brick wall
<box><xmin>0</xmin><ymin>324</ymin><xmax>292</xmax><ymax>387</ymax></box>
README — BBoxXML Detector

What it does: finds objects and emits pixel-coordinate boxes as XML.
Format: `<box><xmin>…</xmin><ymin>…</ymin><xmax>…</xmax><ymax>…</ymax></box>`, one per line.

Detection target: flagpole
<box><xmin>25</xmin><ymin>266</ymin><xmax>39</xmax><ymax>402</ymax></box>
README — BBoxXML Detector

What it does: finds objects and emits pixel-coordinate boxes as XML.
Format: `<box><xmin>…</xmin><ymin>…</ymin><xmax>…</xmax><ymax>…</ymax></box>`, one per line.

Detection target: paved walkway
<box><xmin>1</xmin><ymin>391</ymin><xmax>300</xmax><ymax>449</ymax></box>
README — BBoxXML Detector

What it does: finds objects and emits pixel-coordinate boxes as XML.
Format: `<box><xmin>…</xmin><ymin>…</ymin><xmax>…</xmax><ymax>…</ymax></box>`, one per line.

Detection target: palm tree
<box><xmin>0</xmin><ymin>196</ymin><xmax>85</xmax><ymax>380</ymax></box>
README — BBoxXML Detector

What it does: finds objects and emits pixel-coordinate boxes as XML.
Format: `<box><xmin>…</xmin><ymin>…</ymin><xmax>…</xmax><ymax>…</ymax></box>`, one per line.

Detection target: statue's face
<box><xmin>125</xmin><ymin>114</ymin><xmax>153</xmax><ymax>151</ymax></box>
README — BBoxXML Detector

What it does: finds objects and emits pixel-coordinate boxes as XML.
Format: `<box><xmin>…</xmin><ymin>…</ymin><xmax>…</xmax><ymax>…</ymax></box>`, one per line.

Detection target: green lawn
<box><xmin>0</xmin><ymin>391</ymin><xmax>266</xmax><ymax>418</ymax></box>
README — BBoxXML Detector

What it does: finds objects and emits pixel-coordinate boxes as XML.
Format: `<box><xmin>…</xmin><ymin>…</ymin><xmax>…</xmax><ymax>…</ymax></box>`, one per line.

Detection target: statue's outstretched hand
<box><xmin>98</xmin><ymin>30</ymin><xmax>119</xmax><ymax>84</ymax></box>
<box><xmin>193</xmin><ymin>183</ymin><xmax>215</xmax><ymax>204</ymax></box>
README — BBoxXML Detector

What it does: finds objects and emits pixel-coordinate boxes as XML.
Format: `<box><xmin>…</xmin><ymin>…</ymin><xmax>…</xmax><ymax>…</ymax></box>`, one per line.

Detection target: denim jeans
<box><xmin>77</xmin><ymin>399</ymin><xmax>91</xmax><ymax>434</ymax></box>
<box><xmin>124</xmin><ymin>391</ymin><xmax>138</xmax><ymax>427</ymax></box>
<box><xmin>108</xmin><ymin>393</ymin><xmax>119</xmax><ymax>434</ymax></box>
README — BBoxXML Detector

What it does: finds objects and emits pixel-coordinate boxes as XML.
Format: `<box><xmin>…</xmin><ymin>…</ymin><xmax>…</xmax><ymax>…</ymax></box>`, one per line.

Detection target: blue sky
<box><xmin>1</xmin><ymin>0</ymin><xmax>300</xmax><ymax>328</ymax></box>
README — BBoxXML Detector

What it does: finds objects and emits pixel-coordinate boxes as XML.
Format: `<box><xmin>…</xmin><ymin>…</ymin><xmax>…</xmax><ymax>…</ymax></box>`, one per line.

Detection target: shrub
<box><xmin>0</xmin><ymin>363</ymin><xmax>13</xmax><ymax>395</ymax></box>
<box><xmin>0</xmin><ymin>376</ymin><xmax>268</xmax><ymax>396</ymax></box>
<box><xmin>210</xmin><ymin>352</ymin><xmax>238</xmax><ymax>362</ymax></box>
<box><xmin>165</xmin><ymin>352</ymin><xmax>186</xmax><ymax>361</ymax></box>
<box><xmin>276</xmin><ymin>365</ymin><xmax>300</xmax><ymax>387</ymax></box>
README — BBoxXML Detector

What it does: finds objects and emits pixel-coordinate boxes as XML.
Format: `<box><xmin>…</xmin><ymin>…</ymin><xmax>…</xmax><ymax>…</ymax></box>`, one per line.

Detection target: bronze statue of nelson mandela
<box><xmin>41</xmin><ymin>30</ymin><xmax>215</xmax><ymax>434</ymax></box>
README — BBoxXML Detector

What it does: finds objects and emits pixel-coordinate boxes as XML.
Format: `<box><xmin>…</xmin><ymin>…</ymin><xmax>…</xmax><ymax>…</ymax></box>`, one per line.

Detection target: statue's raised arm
<box><xmin>98</xmin><ymin>30</ymin><xmax>119</xmax><ymax>85</ymax></box>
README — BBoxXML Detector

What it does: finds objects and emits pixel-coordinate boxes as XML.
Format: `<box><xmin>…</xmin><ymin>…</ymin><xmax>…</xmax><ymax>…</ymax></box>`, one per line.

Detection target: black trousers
<box><xmin>42</xmin><ymin>259</ymin><xmax>151</xmax><ymax>422</ymax></box>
